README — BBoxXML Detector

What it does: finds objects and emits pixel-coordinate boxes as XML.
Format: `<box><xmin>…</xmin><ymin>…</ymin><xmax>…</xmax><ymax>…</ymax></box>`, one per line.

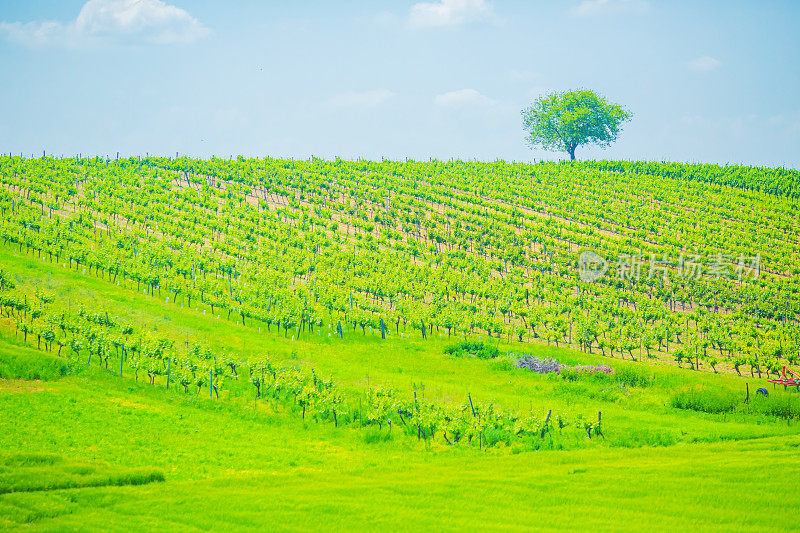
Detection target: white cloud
<box><xmin>0</xmin><ymin>21</ymin><xmax>65</xmax><ymax>47</ymax></box>
<box><xmin>409</xmin><ymin>0</ymin><xmax>493</xmax><ymax>28</ymax></box>
<box><xmin>434</xmin><ymin>89</ymin><xmax>496</xmax><ymax>107</ymax></box>
<box><xmin>0</xmin><ymin>0</ymin><xmax>209</xmax><ymax>47</ymax></box>
<box><xmin>687</xmin><ymin>55</ymin><xmax>722</xmax><ymax>72</ymax></box>
<box><xmin>328</xmin><ymin>89</ymin><xmax>396</xmax><ymax>108</ymax></box>
<box><xmin>571</xmin><ymin>0</ymin><xmax>649</xmax><ymax>17</ymax></box>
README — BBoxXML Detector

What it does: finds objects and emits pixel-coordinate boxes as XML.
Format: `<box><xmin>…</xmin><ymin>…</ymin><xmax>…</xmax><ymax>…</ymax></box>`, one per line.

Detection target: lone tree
<box><xmin>521</xmin><ymin>89</ymin><xmax>630</xmax><ymax>160</ymax></box>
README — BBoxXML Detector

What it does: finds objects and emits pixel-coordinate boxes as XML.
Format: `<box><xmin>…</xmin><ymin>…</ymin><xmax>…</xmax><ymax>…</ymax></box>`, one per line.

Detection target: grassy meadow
<box><xmin>2</xmin><ymin>243</ymin><xmax>800</xmax><ymax>531</ymax></box>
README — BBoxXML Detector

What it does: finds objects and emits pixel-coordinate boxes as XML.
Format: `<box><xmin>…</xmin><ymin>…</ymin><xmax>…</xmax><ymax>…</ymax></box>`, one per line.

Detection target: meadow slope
<box><xmin>1</xmin><ymin>157</ymin><xmax>800</xmax><ymax>531</ymax></box>
<box><xmin>2</xmin><ymin>242</ymin><xmax>800</xmax><ymax>531</ymax></box>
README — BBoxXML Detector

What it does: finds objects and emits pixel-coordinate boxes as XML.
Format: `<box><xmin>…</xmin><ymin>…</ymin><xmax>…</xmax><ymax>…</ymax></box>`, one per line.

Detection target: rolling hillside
<box><xmin>1</xmin><ymin>156</ymin><xmax>800</xmax><ymax>530</ymax></box>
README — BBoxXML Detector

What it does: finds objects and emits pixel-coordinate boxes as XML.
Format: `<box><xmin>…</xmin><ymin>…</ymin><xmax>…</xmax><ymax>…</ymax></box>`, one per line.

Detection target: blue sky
<box><xmin>1</xmin><ymin>0</ymin><xmax>798</xmax><ymax>167</ymax></box>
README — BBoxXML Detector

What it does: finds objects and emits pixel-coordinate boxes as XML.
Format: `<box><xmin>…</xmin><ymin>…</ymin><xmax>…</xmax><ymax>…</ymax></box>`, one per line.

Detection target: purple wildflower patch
<box><xmin>516</xmin><ymin>356</ymin><xmax>562</xmax><ymax>374</ymax></box>
<box><xmin>573</xmin><ymin>365</ymin><xmax>614</xmax><ymax>375</ymax></box>
<box><xmin>515</xmin><ymin>356</ymin><xmax>614</xmax><ymax>376</ymax></box>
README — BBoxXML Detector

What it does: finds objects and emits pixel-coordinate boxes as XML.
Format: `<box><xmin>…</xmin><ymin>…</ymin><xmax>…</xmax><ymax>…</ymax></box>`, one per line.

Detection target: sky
<box><xmin>0</xmin><ymin>0</ymin><xmax>798</xmax><ymax>167</ymax></box>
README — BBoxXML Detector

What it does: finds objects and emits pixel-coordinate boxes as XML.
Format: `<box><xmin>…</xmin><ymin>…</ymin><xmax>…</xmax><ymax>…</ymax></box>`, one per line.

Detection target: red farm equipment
<box><xmin>767</xmin><ymin>366</ymin><xmax>800</xmax><ymax>389</ymax></box>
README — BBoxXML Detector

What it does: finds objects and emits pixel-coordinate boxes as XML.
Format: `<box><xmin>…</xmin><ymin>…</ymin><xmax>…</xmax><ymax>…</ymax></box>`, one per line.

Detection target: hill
<box><xmin>1</xmin><ymin>156</ymin><xmax>799</xmax><ymax>530</ymax></box>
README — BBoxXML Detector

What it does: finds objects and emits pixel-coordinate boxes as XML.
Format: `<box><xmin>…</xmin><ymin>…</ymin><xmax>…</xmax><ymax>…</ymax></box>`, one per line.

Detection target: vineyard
<box><xmin>2</xmin><ymin>155</ymin><xmax>800</xmax><ymax>529</ymax></box>
<box><xmin>2</xmin><ymin>155</ymin><xmax>799</xmax><ymax>374</ymax></box>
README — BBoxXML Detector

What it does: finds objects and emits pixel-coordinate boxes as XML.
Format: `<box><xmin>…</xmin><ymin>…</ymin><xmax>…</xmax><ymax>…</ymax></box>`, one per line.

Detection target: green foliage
<box><xmin>560</xmin><ymin>366</ymin><xmax>611</xmax><ymax>383</ymax></box>
<box><xmin>588</xmin><ymin>160</ymin><xmax>800</xmax><ymax>199</ymax></box>
<box><xmin>0</xmin><ymin>154</ymin><xmax>797</xmax><ymax>369</ymax></box>
<box><xmin>0</xmin><ymin>338</ymin><xmax>66</xmax><ymax>380</ymax></box>
<box><xmin>672</xmin><ymin>384</ymin><xmax>800</xmax><ymax>420</ymax></box>
<box><xmin>613</xmin><ymin>365</ymin><xmax>655</xmax><ymax>388</ymax></box>
<box><xmin>670</xmin><ymin>385</ymin><xmax>739</xmax><ymax>414</ymax></box>
<box><xmin>2</xmin><ymin>369</ymin><xmax>800</xmax><ymax>531</ymax></box>
<box><xmin>444</xmin><ymin>341</ymin><xmax>499</xmax><ymax>360</ymax></box>
<box><xmin>362</xmin><ymin>427</ymin><xmax>394</xmax><ymax>444</ymax></box>
<box><xmin>488</xmin><ymin>357</ymin><xmax>516</xmax><ymax>371</ymax></box>
<box><xmin>0</xmin><ymin>452</ymin><xmax>164</xmax><ymax>494</ymax></box>
<box><xmin>748</xmin><ymin>392</ymin><xmax>800</xmax><ymax>420</ymax></box>
<box><xmin>610</xmin><ymin>428</ymin><xmax>679</xmax><ymax>448</ymax></box>
<box><xmin>521</xmin><ymin>89</ymin><xmax>630</xmax><ymax>159</ymax></box>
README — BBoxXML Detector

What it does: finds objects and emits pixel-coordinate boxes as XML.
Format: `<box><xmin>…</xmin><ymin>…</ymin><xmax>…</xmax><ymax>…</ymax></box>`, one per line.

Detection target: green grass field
<box><xmin>2</xmin><ymin>244</ymin><xmax>800</xmax><ymax>531</ymax></box>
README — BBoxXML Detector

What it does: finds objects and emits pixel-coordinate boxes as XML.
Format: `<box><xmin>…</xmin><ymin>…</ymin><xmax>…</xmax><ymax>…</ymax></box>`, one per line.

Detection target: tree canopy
<box><xmin>521</xmin><ymin>89</ymin><xmax>630</xmax><ymax>160</ymax></box>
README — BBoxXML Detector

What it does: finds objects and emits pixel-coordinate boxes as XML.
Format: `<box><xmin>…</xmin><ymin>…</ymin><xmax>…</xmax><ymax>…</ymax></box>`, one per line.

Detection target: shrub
<box><xmin>560</xmin><ymin>365</ymin><xmax>615</xmax><ymax>382</ymax></box>
<box><xmin>515</xmin><ymin>356</ymin><xmax>614</xmax><ymax>379</ymax></box>
<box><xmin>670</xmin><ymin>385</ymin><xmax>738</xmax><ymax>414</ymax></box>
<box><xmin>615</xmin><ymin>365</ymin><xmax>654</xmax><ymax>388</ymax></box>
<box><xmin>488</xmin><ymin>358</ymin><xmax>516</xmax><ymax>372</ymax></box>
<box><xmin>749</xmin><ymin>393</ymin><xmax>800</xmax><ymax>420</ymax></box>
<box><xmin>444</xmin><ymin>341</ymin><xmax>499</xmax><ymax>360</ymax></box>
<box><xmin>559</xmin><ymin>367</ymin><xmax>578</xmax><ymax>381</ymax></box>
<box><xmin>574</xmin><ymin>364</ymin><xmax>614</xmax><ymax>375</ymax></box>
<box><xmin>516</xmin><ymin>355</ymin><xmax>561</xmax><ymax>374</ymax></box>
